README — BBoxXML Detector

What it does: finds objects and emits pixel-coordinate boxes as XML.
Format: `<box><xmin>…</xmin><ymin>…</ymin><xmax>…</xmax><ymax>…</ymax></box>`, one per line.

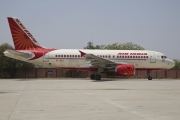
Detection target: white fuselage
<box><xmin>4</xmin><ymin>49</ymin><xmax>175</xmax><ymax>70</ymax></box>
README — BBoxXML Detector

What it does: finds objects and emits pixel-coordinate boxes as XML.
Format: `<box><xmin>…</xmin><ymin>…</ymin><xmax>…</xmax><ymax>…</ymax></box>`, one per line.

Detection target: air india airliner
<box><xmin>3</xmin><ymin>17</ymin><xmax>175</xmax><ymax>80</ymax></box>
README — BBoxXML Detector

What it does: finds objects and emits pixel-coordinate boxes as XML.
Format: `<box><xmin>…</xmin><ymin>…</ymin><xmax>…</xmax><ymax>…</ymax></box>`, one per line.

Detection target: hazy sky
<box><xmin>0</xmin><ymin>0</ymin><xmax>180</xmax><ymax>59</ymax></box>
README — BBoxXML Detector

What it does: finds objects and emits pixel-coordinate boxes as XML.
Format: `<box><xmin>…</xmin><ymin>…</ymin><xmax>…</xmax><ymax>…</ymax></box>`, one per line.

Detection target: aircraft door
<box><xmin>149</xmin><ymin>52</ymin><xmax>156</xmax><ymax>63</ymax></box>
<box><xmin>43</xmin><ymin>52</ymin><xmax>49</xmax><ymax>62</ymax></box>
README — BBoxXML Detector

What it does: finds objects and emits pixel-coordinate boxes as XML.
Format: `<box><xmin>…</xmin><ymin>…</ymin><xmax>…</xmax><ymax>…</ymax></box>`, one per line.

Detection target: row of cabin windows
<box><xmin>55</xmin><ymin>55</ymin><xmax>83</xmax><ymax>58</ymax></box>
<box><xmin>55</xmin><ymin>55</ymin><xmax>148</xmax><ymax>59</ymax></box>
<box><xmin>97</xmin><ymin>55</ymin><xmax>148</xmax><ymax>59</ymax></box>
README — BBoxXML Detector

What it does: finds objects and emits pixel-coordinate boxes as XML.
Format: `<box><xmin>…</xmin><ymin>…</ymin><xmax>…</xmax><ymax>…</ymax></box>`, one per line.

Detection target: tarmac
<box><xmin>0</xmin><ymin>78</ymin><xmax>180</xmax><ymax>120</ymax></box>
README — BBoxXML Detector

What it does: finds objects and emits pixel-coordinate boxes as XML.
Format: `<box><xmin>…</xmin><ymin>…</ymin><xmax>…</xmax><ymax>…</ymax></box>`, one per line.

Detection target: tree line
<box><xmin>84</xmin><ymin>42</ymin><xmax>145</xmax><ymax>50</ymax></box>
<box><xmin>0</xmin><ymin>43</ymin><xmax>35</xmax><ymax>78</ymax></box>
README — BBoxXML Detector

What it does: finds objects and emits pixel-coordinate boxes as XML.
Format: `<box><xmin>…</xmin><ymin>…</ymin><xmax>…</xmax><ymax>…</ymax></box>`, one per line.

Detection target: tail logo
<box><xmin>8</xmin><ymin>17</ymin><xmax>42</xmax><ymax>50</ymax></box>
<box><xmin>15</xmin><ymin>19</ymin><xmax>37</xmax><ymax>43</ymax></box>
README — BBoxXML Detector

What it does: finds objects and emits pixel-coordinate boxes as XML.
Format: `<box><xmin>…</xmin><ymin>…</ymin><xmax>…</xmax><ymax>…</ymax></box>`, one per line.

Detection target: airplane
<box><xmin>3</xmin><ymin>17</ymin><xmax>175</xmax><ymax>80</ymax></box>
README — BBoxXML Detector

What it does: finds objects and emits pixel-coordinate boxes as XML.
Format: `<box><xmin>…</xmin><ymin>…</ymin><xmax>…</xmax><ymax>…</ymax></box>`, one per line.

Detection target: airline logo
<box><xmin>15</xmin><ymin>18</ymin><xmax>37</xmax><ymax>43</ymax></box>
<box><xmin>8</xmin><ymin>17</ymin><xmax>42</xmax><ymax>50</ymax></box>
<box><xmin>7</xmin><ymin>17</ymin><xmax>56</xmax><ymax>60</ymax></box>
<box><xmin>118</xmin><ymin>52</ymin><xmax>147</xmax><ymax>56</ymax></box>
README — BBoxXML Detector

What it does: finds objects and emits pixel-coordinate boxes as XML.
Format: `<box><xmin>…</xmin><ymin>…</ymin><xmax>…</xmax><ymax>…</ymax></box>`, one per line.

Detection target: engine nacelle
<box><xmin>115</xmin><ymin>64</ymin><xmax>135</xmax><ymax>76</ymax></box>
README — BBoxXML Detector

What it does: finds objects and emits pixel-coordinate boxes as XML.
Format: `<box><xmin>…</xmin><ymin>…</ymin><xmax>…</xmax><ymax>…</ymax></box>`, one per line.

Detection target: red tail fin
<box><xmin>7</xmin><ymin>17</ymin><xmax>44</xmax><ymax>50</ymax></box>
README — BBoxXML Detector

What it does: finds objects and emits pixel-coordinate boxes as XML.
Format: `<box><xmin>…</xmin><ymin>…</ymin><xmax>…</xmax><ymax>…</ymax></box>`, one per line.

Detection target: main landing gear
<box><xmin>90</xmin><ymin>74</ymin><xmax>101</xmax><ymax>80</ymax></box>
<box><xmin>147</xmin><ymin>71</ymin><xmax>152</xmax><ymax>80</ymax></box>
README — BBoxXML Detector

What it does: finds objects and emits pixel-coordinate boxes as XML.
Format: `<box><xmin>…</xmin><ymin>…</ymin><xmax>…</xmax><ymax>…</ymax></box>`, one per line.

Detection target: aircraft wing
<box><xmin>79</xmin><ymin>50</ymin><xmax>126</xmax><ymax>68</ymax></box>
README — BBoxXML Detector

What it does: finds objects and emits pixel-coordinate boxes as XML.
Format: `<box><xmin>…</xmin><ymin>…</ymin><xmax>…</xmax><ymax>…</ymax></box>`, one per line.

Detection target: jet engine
<box><xmin>115</xmin><ymin>64</ymin><xmax>135</xmax><ymax>76</ymax></box>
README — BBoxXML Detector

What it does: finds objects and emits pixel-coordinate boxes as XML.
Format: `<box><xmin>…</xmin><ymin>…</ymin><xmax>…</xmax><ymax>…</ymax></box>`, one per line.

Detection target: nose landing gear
<box><xmin>147</xmin><ymin>71</ymin><xmax>152</xmax><ymax>80</ymax></box>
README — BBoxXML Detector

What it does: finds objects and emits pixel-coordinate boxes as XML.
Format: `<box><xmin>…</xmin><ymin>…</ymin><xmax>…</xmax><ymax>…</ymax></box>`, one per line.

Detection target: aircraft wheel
<box><xmin>148</xmin><ymin>76</ymin><xmax>152</xmax><ymax>80</ymax></box>
<box><xmin>95</xmin><ymin>74</ymin><xmax>101</xmax><ymax>80</ymax></box>
<box><xmin>90</xmin><ymin>74</ymin><xmax>95</xmax><ymax>80</ymax></box>
<box><xmin>147</xmin><ymin>71</ymin><xmax>152</xmax><ymax>80</ymax></box>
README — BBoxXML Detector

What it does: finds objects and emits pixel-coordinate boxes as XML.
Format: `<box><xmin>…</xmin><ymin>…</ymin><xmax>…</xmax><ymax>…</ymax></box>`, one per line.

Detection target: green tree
<box><xmin>0</xmin><ymin>43</ymin><xmax>14</xmax><ymax>77</ymax></box>
<box><xmin>84</xmin><ymin>42</ymin><xmax>144</xmax><ymax>50</ymax></box>
<box><xmin>0</xmin><ymin>43</ymin><xmax>35</xmax><ymax>78</ymax></box>
<box><xmin>173</xmin><ymin>60</ymin><xmax>180</xmax><ymax>69</ymax></box>
<box><xmin>84</xmin><ymin>42</ymin><xmax>105</xmax><ymax>49</ymax></box>
<box><xmin>104</xmin><ymin>42</ymin><xmax>144</xmax><ymax>50</ymax></box>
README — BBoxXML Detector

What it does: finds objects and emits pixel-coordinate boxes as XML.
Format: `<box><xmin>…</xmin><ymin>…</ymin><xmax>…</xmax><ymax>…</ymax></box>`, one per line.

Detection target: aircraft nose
<box><xmin>168</xmin><ymin>59</ymin><xmax>175</xmax><ymax>69</ymax></box>
<box><xmin>172</xmin><ymin>60</ymin><xmax>175</xmax><ymax>68</ymax></box>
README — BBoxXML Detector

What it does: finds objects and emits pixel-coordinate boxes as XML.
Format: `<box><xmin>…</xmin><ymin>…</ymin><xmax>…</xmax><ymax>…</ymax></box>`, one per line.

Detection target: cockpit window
<box><xmin>161</xmin><ymin>55</ymin><xmax>167</xmax><ymax>62</ymax></box>
<box><xmin>161</xmin><ymin>56</ymin><xmax>167</xmax><ymax>59</ymax></box>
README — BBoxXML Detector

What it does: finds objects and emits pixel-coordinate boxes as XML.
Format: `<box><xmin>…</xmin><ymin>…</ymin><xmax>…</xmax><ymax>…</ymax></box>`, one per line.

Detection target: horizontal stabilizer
<box><xmin>6</xmin><ymin>49</ymin><xmax>33</xmax><ymax>58</ymax></box>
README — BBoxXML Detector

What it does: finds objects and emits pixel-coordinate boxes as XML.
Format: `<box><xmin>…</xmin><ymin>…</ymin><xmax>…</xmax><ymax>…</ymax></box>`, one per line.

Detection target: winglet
<box><xmin>79</xmin><ymin>50</ymin><xmax>86</xmax><ymax>57</ymax></box>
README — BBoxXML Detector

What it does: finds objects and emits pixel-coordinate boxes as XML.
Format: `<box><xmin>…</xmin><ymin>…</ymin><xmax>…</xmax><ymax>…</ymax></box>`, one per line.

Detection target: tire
<box><xmin>148</xmin><ymin>76</ymin><xmax>152</xmax><ymax>80</ymax></box>
<box><xmin>90</xmin><ymin>74</ymin><xmax>95</xmax><ymax>80</ymax></box>
<box><xmin>95</xmin><ymin>74</ymin><xmax>101</xmax><ymax>80</ymax></box>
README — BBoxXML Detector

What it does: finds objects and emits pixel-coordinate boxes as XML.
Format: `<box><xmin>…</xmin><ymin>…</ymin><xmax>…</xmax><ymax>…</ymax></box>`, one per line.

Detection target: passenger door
<box><xmin>149</xmin><ymin>52</ymin><xmax>156</xmax><ymax>63</ymax></box>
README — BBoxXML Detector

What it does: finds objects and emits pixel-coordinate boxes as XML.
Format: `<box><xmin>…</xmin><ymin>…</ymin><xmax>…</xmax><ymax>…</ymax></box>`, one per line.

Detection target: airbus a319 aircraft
<box><xmin>4</xmin><ymin>17</ymin><xmax>175</xmax><ymax>80</ymax></box>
